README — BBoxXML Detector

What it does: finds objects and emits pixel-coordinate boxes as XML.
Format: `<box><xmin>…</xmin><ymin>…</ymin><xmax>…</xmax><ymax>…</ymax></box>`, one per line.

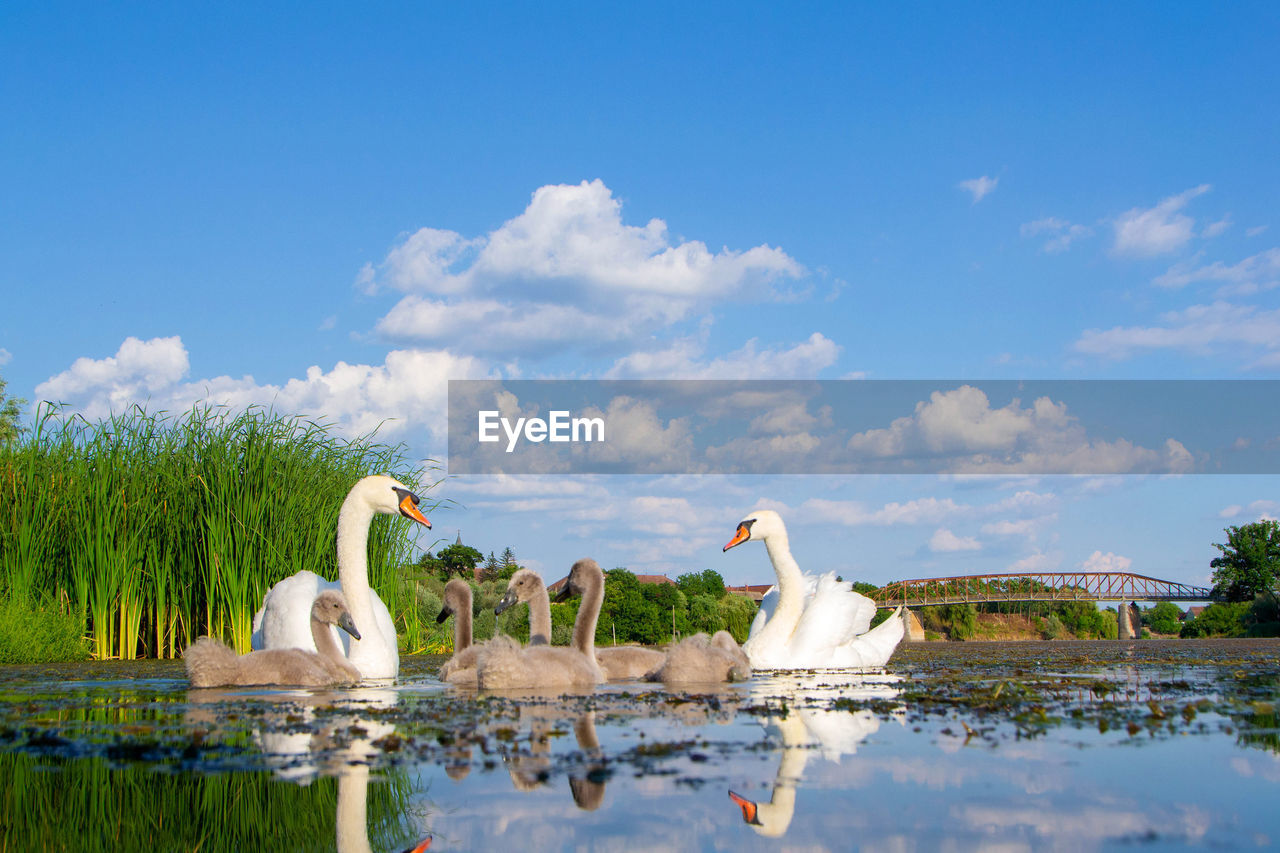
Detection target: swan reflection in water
<box><xmin>185</xmin><ymin>685</ymin><xmax>431</xmax><ymax>853</ymax></box>
<box><xmin>728</xmin><ymin>670</ymin><xmax>904</xmax><ymax>838</ymax></box>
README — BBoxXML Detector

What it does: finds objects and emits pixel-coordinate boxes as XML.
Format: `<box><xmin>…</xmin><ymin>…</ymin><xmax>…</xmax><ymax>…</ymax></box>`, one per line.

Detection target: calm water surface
<box><xmin>2</xmin><ymin>639</ymin><xmax>1278</xmax><ymax>851</ymax></box>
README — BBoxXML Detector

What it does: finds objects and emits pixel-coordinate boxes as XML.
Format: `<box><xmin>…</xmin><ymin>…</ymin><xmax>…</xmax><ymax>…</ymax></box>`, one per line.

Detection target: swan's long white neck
<box><xmin>335</xmin><ymin>492</ymin><xmax>378</xmax><ymax>645</ymax></box>
<box><xmin>758</xmin><ymin>529</ymin><xmax>805</xmax><ymax>645</ymax></box>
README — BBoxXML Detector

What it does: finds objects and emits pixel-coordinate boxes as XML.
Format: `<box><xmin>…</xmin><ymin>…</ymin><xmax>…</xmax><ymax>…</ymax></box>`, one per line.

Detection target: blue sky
<box><xmin>2</xmin><ymin>3</ymin><xmax>1277</xmax><ymax>590</ymax></box>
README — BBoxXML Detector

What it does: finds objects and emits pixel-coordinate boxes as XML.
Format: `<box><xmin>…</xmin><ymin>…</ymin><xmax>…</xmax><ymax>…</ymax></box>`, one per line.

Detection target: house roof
<box><xmin>726</xmin><ymin>583</ymin><xmax>773</xmax><ymax>602</ymax></box>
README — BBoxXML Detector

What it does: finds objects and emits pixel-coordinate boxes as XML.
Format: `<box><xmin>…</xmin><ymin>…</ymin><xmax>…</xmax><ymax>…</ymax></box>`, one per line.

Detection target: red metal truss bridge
<box><xmin>874</xmin><ymin>572</ymin><xmax>1213</xmax><ymax>608</ymax></box>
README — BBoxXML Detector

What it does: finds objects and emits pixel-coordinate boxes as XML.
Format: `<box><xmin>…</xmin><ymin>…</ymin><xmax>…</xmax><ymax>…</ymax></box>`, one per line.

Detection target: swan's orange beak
<box><xmin>728</xmin><ymin>790</ymin><xmax>761</xmax><ymax>825</ymax></box>
<box><xmin>400</xmin><ymin>837</ymin><xmax>431</xmax><ymax>853</ymax></box>
<box><xmin>723</xmin><ymin>524</ymin><xmax>751</xmax><ymax>552</ymax></box>
<box><xmin>399</xmin><ymin>492</ymin><xmax>431</xmax><ymax>528</ymax></box>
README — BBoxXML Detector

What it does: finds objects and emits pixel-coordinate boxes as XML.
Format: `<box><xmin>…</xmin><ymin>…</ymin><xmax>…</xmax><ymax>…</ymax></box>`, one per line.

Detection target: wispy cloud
<box><xmin>1075</xmin><ymin>300</ymin><xmax>1280</xmax><ymax>368</ymax></box>
<box><xmin>1111</xmin><ymin>184</ymin><xmax>1210</xmax><ymax>257</ymax></box>
<box><xmin>958</xmin><ymin>175</ymin><xmax>998</xmax><ymax>203</ymax></box>
<box><xmin>1153</xmin><ymin>247</ymin><xmax>1280</xmax><ymax>294</ymax></box>
<box><xmin>1020</xmin><ymin>217</ymin><xmax>1093</xmax><ymax>253</ymax></box>
<box><xmin>605</xmin><ymin>332</ymin><xmax>840</xmax><ymax>379</ymax></box>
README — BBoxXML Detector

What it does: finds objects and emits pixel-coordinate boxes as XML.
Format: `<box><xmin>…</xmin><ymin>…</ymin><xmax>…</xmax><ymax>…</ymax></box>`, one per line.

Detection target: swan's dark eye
<box><xmin>741</xmin><ymin>519</ymin><xmax>756</xmax><ymax>534</ymax></box>
<box><xmin>392</xmin><ymin>486</ymin><xmax>419</xmax><ymax>505</ymax></box>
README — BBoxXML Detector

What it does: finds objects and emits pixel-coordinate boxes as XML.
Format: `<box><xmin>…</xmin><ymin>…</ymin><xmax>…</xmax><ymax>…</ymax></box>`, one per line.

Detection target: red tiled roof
<box><xmin>726</xmin><ymin>583</ymin><xmax>773</xmax><ymax>602</ymax></box>
<box><xmin>634</xmin><ymin>574</ymin><xmax>676</xmax><ymax>586</ymax></box>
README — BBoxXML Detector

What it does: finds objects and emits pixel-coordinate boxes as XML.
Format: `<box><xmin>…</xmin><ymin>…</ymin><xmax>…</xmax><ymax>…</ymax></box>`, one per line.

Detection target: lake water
<box><xmin>2</xmin><ymin>639</ymin><xmax>1278</xmax><ymax>851</ymax></box>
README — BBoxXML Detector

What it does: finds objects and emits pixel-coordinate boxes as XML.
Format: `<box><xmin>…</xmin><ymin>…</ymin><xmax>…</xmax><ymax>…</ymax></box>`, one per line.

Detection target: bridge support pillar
<box><xmin>1117</xmin><ymin>601</ymin><xmax>1142</xmax><ymax>639</ymax></box>
<box><xmin>903</xmin><ymin>609</ymin><xmax>926</xmax><ymax>642</ymax></box>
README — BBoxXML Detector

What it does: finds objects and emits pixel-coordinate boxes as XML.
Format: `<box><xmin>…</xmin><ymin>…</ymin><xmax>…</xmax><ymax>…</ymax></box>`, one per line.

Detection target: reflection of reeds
<box><xmin>0</xmin><ymin>751</ymin><xmax>419</xmax><ymax>852</ymax></box>
<box><xmin>0</xmin><ymin>404</ymin><xmax>432</xmax><ymax>659</ymax></box>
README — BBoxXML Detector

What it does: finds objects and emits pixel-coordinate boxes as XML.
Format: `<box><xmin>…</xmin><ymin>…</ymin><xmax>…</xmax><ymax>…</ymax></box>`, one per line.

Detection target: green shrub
<box><xmin>0</xmin><ymin>596</ymin><xmax>88</xmax><ymax>663</ymax></box>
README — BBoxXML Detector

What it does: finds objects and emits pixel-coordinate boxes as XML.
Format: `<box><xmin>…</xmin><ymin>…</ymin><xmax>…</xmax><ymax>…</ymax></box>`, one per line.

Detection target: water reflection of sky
<box><xmin>1</xmin><ymin>640</ymin><xmax>1278</xmax><ymax>851</ymax></box>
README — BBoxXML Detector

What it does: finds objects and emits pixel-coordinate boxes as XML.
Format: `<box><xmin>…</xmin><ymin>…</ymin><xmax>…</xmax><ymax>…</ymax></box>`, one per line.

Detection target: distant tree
<box><xmin>641</xmin><ymin>582</ymin><xmax>689</xmax><ymax>641</ymax></box>
<box><xmin>435</xmin><ymin>543</ymin><xmax>483</xmax><ymax>578</ymax></box>
<box><xmin>1180</xmin><ymin>602</ymin><xmax>1249</xmax><ymax>638</ymax></box>
<box><xmin>1210</xmin><ymin>521</ymin><xmax>1280</xmax><ymax>602</ymax></box>
<box><xmin>1144</xmin><ymin>601</ymin><xmax>1183</xmax><ymax>635</ymax></box>
<box><xmin>1054</xmin><ymin>601</ymin><xmax>1110</xmax><ymax>638</ymax></box>
<box><xmin>500</xmin><ymin>547</ymin><xmax>517</xmax><ymax>567</ymax></box>
<box><xmin>0</xmin><ymin>373</ymin><xmax>25</xmax><ymax>444</ymax></box>
<box><xmin>716</xmin><ymin>593</ymin><xmax>758</xmax><ymax>644</ymax></box>
<box><xmin>415</xmin><ymin>551</ymin><xmax>444</xmax><ymax>576</ymax></box>
<box><xmin>676</xmin><ymin>569</ymin><xmax>726</xmax><ymax>600</ymax></box>
<box><xmin>688</xmin><ymin>593</ymin><xmax>725</xmax><ymax>634</ymax></box>
<box><xmin>597</xmin><ymin>568</ymin><xmax>662</xmax><ymax>644</ymax></box>
<box><xmin>851</xmin><ymin>581</ymin><xmax>879</xmax><ymax>597</ymax></box>
<box><xmin>484</xmin><ymin>551</ymin><xmax>501</xmax><ymax>575</ymax></box>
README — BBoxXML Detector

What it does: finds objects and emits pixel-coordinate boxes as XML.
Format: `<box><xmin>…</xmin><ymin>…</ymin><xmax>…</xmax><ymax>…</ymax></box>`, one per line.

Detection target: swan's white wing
<box><xmin>785</xmin><ymin>572</ymin><xmax>876</xmax><ymax>663</ymax></box>
<box><xmin>251</xmin><ymin>570</ymin><xmax>339</xmax><ymax>652</ymax></box>
<box><xmin>747</xmin><ymin>585</ymin><xmax>779</xmax><ymax>641</ymax></box>
<box><xmin>825</xmin><ymin>607</ymin><xmax>905</xmax><ymax>668</ymax></box>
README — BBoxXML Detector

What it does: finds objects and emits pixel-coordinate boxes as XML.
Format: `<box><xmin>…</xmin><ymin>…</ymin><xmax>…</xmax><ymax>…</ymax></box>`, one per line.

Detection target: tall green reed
<box><xmin>0</xmin><ymin>403</ymin><xmax>432</xmax><ymax>659</ymax></box>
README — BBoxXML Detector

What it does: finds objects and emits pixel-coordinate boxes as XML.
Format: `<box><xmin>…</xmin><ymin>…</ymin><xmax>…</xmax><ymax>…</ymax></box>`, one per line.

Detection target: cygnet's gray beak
<box><xmin>338</xmin><ymin>611</ymin><xmax>362</xmax><ymax>640</ymax></box>
<box><xmin>495</xmin><ymin>590</ymin><xmax>517</xmax><ymax>615</ymax></box>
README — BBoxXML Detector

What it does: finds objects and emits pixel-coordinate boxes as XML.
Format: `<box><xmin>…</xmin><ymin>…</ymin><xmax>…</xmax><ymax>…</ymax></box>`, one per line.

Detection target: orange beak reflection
<box><xmin>728</xmin><ymin>790</ymin><xmax>760</xmax><ymax>825</ymax></box>
<box><xmin>399</xmin><ymin>493</ymin><xmax>432</xmax><ymax>529</ymax></box>
<box><xmin>723</xmin><ymin>524</ymin><xmax>751</xmax><ymax>552</ymax></box>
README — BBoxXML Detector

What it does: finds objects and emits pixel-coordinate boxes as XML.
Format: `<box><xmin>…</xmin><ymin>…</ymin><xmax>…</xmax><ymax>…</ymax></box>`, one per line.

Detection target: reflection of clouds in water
<box><xmin>1232</xmin><ymin>753</ymin><xmax>1280</xmax><ymax>783</ymax></box>
<box><xmin>958</xmin><ymin>802</ymin><xmax>1211</xmax><ymax>845</ymax></box>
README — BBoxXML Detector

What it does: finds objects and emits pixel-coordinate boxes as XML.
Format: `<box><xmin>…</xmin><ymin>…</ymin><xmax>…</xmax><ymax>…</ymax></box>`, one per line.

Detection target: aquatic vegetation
<box><xmin>0</xmin><ymin>404</ymin><xmax>433</xmax><ymax>659</ymax></box>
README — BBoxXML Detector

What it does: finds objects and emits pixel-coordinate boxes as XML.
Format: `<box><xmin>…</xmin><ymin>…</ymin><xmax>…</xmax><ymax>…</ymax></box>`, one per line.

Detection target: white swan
<box><xmin>250</xmin><ymin>475</ymin><xmax>431</xmax><ymax>681</ymax></box>
<box><xmin>723</xmin><ymin>509</ymin><xmax>904</xmax><ymax>669</ymax></box>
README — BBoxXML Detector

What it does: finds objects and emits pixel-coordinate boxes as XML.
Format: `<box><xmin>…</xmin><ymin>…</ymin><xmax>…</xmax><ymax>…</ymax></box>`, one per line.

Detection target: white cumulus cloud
<box><xmin>1079</xmin><ymin>550</ymin><xmax>1132</xmax><ymax>573</ymax></box>
<box><xmin>364</xmin><ymin>179</ymin><xmax>805</xmax><ymax>355</ymax></box>
<box><xmin>34</xmin><ymin>335</ymin><xmax>495</xmax><ymax>447</ymax></box>
<box><xmin>929</xmin><ymin>528</ymin><xmax>981</xmax><ymax>552</ymax></box>
<box><xmin>846</xmin><ymin>385</ymin><xmax>1194</xmax><ymax>474</ymax></box>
